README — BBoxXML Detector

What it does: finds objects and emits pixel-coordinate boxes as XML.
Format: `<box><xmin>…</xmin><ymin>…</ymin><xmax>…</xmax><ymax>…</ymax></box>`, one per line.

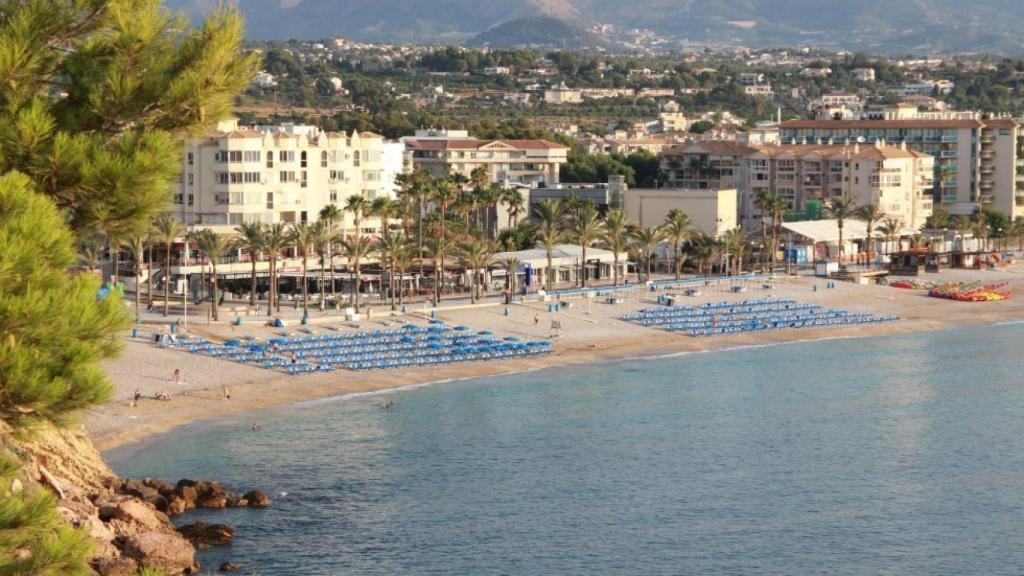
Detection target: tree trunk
<box><xmin>268</xmin><ymin>256</ymin><xmax>276</xmax><ymax>317</ymax></box>
<box><xmin>674</xmin><ymin>240</ymin><xmax>682</xmax><ymax>279</ymax></box>
<box><xmin>163</xmin><ymin>244</ymin><xmax>171</xmax><ymax>317</ymax></box>
<box><xmin>135</xmin><ymin>268</ymin><xmax>141</xmax><ymax>320</ymax></box>
<box><xmin>581</xmin><ymin>245</ymin><xmax>587</xmax><ymax>288</ymax></box>
<box><xmin>352</xmin><ymin>257</ymin><xmax>360</xmax><ymax>313</ymax></box>
<box><xmin>146</xmin><ymin>246</ymin><xmax>153</xmax><ymax>307</ymax></box>
<box><xmin>546</xmin><ymin>252</ymin><xmax>553</xmax><ymax>291</ymax></box>
<box><xmin>211</xmin><ymin>262</ymin><xmax>219</xmax><ymax>322</ymax></box>
<box><xmin>250</xmin><ymin>257</ymin><xmax>257</xmax><ymax>306</ymax></box>
<box><xmin>301</xmin><ymin>254</ymin><xmax>309</xmax><ymax>317</ymax></box>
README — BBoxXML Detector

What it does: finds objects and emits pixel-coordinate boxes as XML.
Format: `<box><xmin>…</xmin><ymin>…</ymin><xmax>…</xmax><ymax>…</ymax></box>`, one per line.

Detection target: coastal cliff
<box><xmin>2</xmin><ymin>421</ymin><xmax>268</xmax><ymax>575</ymax></box>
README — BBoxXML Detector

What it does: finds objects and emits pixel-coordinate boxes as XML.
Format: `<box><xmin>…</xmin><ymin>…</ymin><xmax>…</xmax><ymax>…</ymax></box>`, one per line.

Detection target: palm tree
<box><xmin>392</xmin><ymin>237</ymin><xmax>417</xmax><ymax>308</ymax></box>
<box><xmin>189</xmin><ymin>229</ymin><xmax>235</xmax><ymax>322</ymax></box>
<box><xmin>431</xmin><ymin>178</ymin><xmax>458</xmax><ymax>305</ymax></box>
<box><xmin>602</xmin><ymin>208</ymin><xmax>633</xmax><ymax>286</ymax></box>
<box><xmin>379</xmin><ymin>230</ymin><xmax>407</xmax><ymax>310</ymax></box>
<box><xmin>723</xmin><ymin>227</ymin><xmax>747</xmax><ymax>275</ymax></box>
<box><xmin>754</xmin><ymin>190</ymin><xmax>773</xmax><ymax>269</ymax></box>
<box><xmin>123</xmin><ymin>231</ymin><xmax>149</xmax><ymax>320</ymax></box>
<box><xmin>953</xmin><ymin>215</ymin><xmax>972</xmax><ymax>252</ymax></box>
<box><xmin>1012</xmin><ymin>216</ymin><xmax>1024</xmax><ymax>251</ymax></box>
<box><xmin>500</xmin><ymin>256</ymin><xmax>521</xmax><ymax>301</ymax></box>
<box><xmin>661</xmin><ymin>209</ymin><xmax>693</xmax><ymax>279</ymax></box>
<box><xmin>311</xmin><ymin>220</ymin><xmax>333</xmax><ymax>311</ymax></box>
<box><xmin>826</xmin><ymin>196</ymin><xmax>857</xmax><ymax>262</ymax></box>
<box><xmin>344</xmin><ymin>194</ymin><xmax>370</xmax><ymax>238</ymax></box>
<box><xmin>502</xmin><ymin>187</ymin><xmax>525</xmax><ymax>230</ymax></box>
<box><xmin>371</xmin><ymin>196</ymin><xmax>395</xmax><ymax>235</ymax></box>
<box><xmin>632</xmin><ymin>226</ymin><xmax>665</xmax><ymax>282</ymax></box>
<box><xmin>767</xmin><ymin>194</ymin><xmax>788</xmax><ymax>271</ymax></box>
<box><xmin>290</xmin><ymin>222</ymin><xmax>319</xmax><ymax>318</ymax></box>
<box><xmin>288</xmin><ymin>220</ymin><xmax>319</xmax><ymax>317</ymax></box>
<box><xmin>262</xmin><ymin>222</ymin><xmax>291</xmax><ymax>315</ymax></box>
<box><xmin>533</xmin><ymin>198</ymin><xmax>565</xmax><ymax>291</ymax></box>
<box><xmin>234</xmin><ymin>222</ymin><xmax>265</xmax><ymax>307</ymax></box>
<box><xmin>571</xmin><ymin>202</ymin><xmax>604</xmax><ymax>288</ymax></box>
<box><xmin>877</xmin><ymin>218</ymin><xmax>902</xmax><ymax>257</ymax></box>
<box><xmin>973</xmin><ymin>213</ymin><xmax>991</xmax><ymax>251</ymax></box>
<box><xmin>856</xmin><ymin>202</ymin><xmax>886</xmax><ymax>267</ymax></box>
<box><xmin>459</xmin><ymin>238</ymin><xmax>497</xmax><ymax>303</ymax></box>
<box><xmin>343</xmin><ymin>235</ymin><xmax>375</xmax><ymax>313</ymax></box>
<box><xmin>318</xmin><ymin>204</ymin><xmax>343</xmax><ymax>301</ymax></box>
<box><xmin>152</xmin><ymin>213</ymin><xmax>183</xmax><ymax>317</ymax></box>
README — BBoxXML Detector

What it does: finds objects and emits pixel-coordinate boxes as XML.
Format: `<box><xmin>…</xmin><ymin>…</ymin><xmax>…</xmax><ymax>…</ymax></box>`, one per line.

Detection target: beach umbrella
<box><xmin>454</xmin><ymin>325</ymin><xmax>468</xmax><ymax>331</ymax></box>
<box><xmin>503</xmin><ymin>336</ymin><xmax>520</xmax><ymax>342</ymax></box>
<box><xmin>478</xmin><ymin>330</ymin><xmax>493</xmax><ymax>336</ymax></box>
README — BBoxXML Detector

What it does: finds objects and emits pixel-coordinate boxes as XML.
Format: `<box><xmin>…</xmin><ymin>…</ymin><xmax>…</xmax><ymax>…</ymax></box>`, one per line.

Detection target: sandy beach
<box><xmin>87</xmin><ymin>267</ymin><xmax>1024</xmax><ymax>452</ymax></box>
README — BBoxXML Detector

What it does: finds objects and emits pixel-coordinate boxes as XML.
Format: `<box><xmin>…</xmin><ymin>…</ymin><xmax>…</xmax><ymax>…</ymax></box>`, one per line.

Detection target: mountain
<box><xmin>467</xmin><ymin>16</ymin><xmax>610</xmax><ymax>50</ymax></box>
<box><xmin>166</xmin><ymin>0</ymin><xmax>1024</xmax><ymax>54</ymax></box>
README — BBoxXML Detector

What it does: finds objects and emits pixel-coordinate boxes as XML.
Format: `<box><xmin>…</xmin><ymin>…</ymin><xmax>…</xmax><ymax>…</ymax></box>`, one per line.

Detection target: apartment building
<box><xmin>743</xmin><ymin>142</ymin><xmax>935</xmax><ymax>230</ymax></box>
<box><xmin>778</xmin><ymin>117</ymin><xmax>1024</xmax><ymax>218</ymax></box>
<box><xmin>851</xmin><ymin>68</ymin><xmax>876</xmax><ymax>82</ymax></box>
<box><xmin>403</xmin><ymin>135</ymin><xmax>568</xmax><ymax>188</ymax></box>
<box><xmin>661</xmin><ymin>141</ymin><xmax>935</xmax><ymax>230</ymax></box>
<box><xmin>177</xmin><ymin>119</ymin><xmax>404</xmax><ymax>235</ymax></box>
<box><xmin>544</xmin><ymin>82</ymin><xmax>582</xmax><ymax>104</ymax></box>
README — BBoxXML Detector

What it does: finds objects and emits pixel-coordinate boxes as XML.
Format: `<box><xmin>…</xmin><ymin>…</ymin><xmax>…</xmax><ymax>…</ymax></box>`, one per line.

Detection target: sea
<box><xmin>107</xmin><ymin>323</ymin><xmax>1024</xmax><ymax>575</ymax></box>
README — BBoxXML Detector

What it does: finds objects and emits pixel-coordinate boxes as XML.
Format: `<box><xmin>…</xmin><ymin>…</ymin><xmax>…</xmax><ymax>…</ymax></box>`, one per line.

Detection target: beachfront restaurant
<box><xmin>780</xmin><ymin>219</ymin><xmax>917</xmax><ymax>268</ymax></box>
<box><xmin>493</xmin><ymin>245</ymin><xmax>628</xmax><ymax>290</ymax></box>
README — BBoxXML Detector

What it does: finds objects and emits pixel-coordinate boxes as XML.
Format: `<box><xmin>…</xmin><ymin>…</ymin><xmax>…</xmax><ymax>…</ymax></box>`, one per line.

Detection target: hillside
<box><xmin>167</xmin><ymin>0</ymin><xmax>1024</xmax><ymax>54</ymax></box>
<box><xmin>467</xmin><ymin>16</ymin><xmax>611</xmax><ymax>50</ymax></box>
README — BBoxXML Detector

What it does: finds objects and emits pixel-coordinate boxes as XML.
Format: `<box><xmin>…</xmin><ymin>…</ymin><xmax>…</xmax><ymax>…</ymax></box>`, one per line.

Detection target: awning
<box><xmin>781</xmin><ymin>219</ymin><xmax>916</xmax><ymax>243</ymax></box>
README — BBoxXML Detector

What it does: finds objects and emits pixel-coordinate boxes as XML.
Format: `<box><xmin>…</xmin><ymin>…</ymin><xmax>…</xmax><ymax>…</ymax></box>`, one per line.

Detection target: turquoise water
<box><xmin>107</xmin><ymin>324</ymin><xmax>1024</xmax><ymax>575</ymax></box>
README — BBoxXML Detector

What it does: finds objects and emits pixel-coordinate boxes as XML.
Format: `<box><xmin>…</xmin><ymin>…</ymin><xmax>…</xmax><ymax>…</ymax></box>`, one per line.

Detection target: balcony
<box><xmin>980</xmin><ymin>180</ymin><xmax>994</xmax><ymax>190</ymax></box>
<box><xmin>980</xmin><ymin>194</ymin><xmax>995</xmax><ymax>204</ymax></box>
<box><xmin>941</xmin><ymin>135</ymin><xmax>958</xmax><ymax>142</ymax></box>
<box><xmin>981</xmin><ymin>164</ymin><xmax>995</xmax><ymax>175</ymax></box>
<box><xmin>941</xmin><ymin>180</ymin><xmax>958</xmax><ymax>188</ymax></box>
<box><xmin>980</xmin><ymin>150</ymin><xmax>995</xmax><ymax>160</ymax></box>
<box><xmin>981</xmin><ymin>133</ymin><xmax>996</xmax><ymax>144</ymax></box>
<box><xmin>941</xmin><ymin>194</ymin><xmax>959</xmax><ymax>204</ymax></box>
<box><xmin>939</xmin><ymin>150</ymin><xmax>958</xmax><ymax>158</ymax></box>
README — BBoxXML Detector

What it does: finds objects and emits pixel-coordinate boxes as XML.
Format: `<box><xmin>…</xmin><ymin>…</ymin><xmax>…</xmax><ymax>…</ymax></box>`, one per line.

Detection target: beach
<box><xmin>87</xmin><ymin>268</ymin><xmax>1024</xmax><ymax>452</ymax></box>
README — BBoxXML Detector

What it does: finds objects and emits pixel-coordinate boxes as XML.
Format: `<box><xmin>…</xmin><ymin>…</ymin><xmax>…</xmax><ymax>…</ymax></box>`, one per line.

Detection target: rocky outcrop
<box><xmin>2</xmin><ymin>420</ymin><xmax>269</xmax><ymax>575</ymax></box>
<box><xmin>178</xmin><ymin>521</ymin><xmax>235</xmax><ymax>547</ymax></box>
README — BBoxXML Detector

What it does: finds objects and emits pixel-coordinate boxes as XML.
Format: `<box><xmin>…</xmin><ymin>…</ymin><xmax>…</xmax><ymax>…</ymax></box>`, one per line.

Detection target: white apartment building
<box><xmin>851</xmin><ymin>68</ymin><xmax>876</xmax><ymax>82</ymax></box>
<box><xmin>737</xmin><ymin>73</ymin><xmax>765</xmax><ymax>86</ymax></box>
<box><xmin>544</xmin><ymin>82</ymin><xmax>582</xmax><ymax>104</ymax></box>
<box><xmin>744</xmin><ymin>84</ymin><xmax>774</xmax><ymax>96</ymax></box>
<box><xmin>403</xmin><ymin>135</ymin><xmax>568</xmax><ymax>188</ymax></box>
<box><xmin>744</xmin><ymin>142</ymin><xmax>935</xmax><ymax>230</ymax></box>
<box><xmin>661</xmin><ymin>141</ymin><xmax>935</xmax><ymax>230</ymax></box>
<box><xmin>177</xmin><ymin>119</ymin><xmax>405</xmax><ymax>235</ymax></box>
<box><xmin>779</xmin><ymin>117</ymin><xmax>1024</xmax><ymax>218</ymax></box>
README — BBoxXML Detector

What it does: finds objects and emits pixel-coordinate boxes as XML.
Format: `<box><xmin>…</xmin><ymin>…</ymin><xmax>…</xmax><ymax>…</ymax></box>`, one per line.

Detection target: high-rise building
<box><xmin>778</xmin><ymin>117</ymin><xmax>1024</xmax><ymax>218</ymax></box>
<box><xmin>177</xmin><ymin>119</ymin><xmax>407</xmax><ymax>235</ymax></box>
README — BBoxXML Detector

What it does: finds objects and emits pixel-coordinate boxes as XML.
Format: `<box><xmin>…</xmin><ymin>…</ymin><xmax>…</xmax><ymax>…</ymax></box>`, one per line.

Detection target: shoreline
<box><xmin>88</xmin><ymin>271</ymin><xmax>1024</xmax><ymax>453</ymax></box>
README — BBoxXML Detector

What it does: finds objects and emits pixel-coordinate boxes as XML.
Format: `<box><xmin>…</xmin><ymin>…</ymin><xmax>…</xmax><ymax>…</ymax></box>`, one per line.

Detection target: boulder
<box><xmin>93</xmin><ymin>557</ymin><xmax>139</xmax><ymax>576</ymax></box>
<box><xmin>194</xmin><ymin>481</ymin><xmax>229</xmax><ymax>509</ymax></box>
<box><xmin>166</xmin><ymin>496</ymin><xmax>188</xmax><ymax>516</ymax></box>
<box><xmin>178</xmin><ymin>521</ymin><xmax>235</xmax><ymax>548</ymax></box>
<box><xmin>225</xmin><ymin>494</ymin><xmax>248</xmax><ymax>508</ymax></box>
<box><xmin>242</xmin><ymin>490</ymin><xmax>270</xmax><ymax>507</ymax></box>
<box><xmin>142</xmin><ymin>477</ymin><xmax>176</xmax><ymax>497</ymax></box>
<box><xmin>174</xmin><ymin>484</ymin><xmax>197</xmax><ymax>506</ymax></box>
<box><xmin>99</xmin><ymin>498</ymin><xmax>169</xmax><ymax>534</ymax></box>
<box><xmin>219</xmin><ymin>562</ymin><xmax>242</xmax><ymax>572</ymax></box>
<box><xmin>121</xmin><ymin>531</ymin><xmax>197</xmax><ymax>575</ymax></box>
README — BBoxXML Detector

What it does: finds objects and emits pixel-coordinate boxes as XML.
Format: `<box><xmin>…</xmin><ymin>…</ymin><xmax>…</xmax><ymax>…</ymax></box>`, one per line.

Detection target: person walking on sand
<box><xmin>173</xmin><ymin>368</ymin><xmax>182</xmax><ymax>385</ymax></box>
<box><xmin>534</xmin><ymin>314</ymin><xmax>539</xmax><ymax>326</ymax></box>
<box><xmin>223</xmin><ymin>384</ymin><xmax>231</xmax><ymax>400</ymax></box>
<box><xmin>132</xmin><ymin>389</ymin><xmax>141</xmax><ymax>407</ymax></box>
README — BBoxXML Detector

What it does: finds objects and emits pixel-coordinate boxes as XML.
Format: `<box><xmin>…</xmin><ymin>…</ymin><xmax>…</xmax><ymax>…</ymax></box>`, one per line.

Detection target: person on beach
<box><xmin>534</xmin><ymin>314</ymin><xmax>539</xmax><ymax>326</ymax></box>
<box><xmin>132</xmin><ymin>389</ymin><xmax>141</xmax><ymax>407</ymax></box>
<box><xmin>155</xmin><ymin>391</ymin><xmax>170</xmax><ymax>401</ymax></box>
<box><xmin>173</xmin><ymin>368</ymin><xmax>182</xmax><ymax>384</ymax></box>
<box><xmin>223</xmin><ymin>385</ymin><xmax>231</xmax><ymax>400</ymax></box>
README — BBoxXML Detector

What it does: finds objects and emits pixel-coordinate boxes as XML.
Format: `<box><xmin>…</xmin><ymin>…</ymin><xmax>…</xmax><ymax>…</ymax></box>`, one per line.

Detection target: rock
<box><xmin>142</xmin><ymin>477</ymin><xmax>175</xmax><ymax>497</ymax></box>
<box><xmin>174</xmin><ymin>484</ymin><xmax>197</xmax><ymax>506</ymax></box>
<box><xmin>225</xmin><ymin>494</ymin><xmax>248</xmax><ymax>508</ymax></box>
<box><xmin>166</xmin><ymin>496</ymin><xmax>188</xmax><ymax>516</ymax></box>
<box><xmin>178</xmin><ymin>521</ymin><xmax>235</xmax><ymax>548</ymax></box>
<box><xmin>99</xmin><ymin>498</ymin><xmax>170</xmax><ymax>535</ymax></box>
<box><xmin>219</xmin><ymin>561</ymin><xmax>242</xmax><ymax>572</ymax></box>
<box><xmin>121</xmin><ymin>531</ymin><xmax>197</xmax><ymax>575</ymax></box>
<box><xmin>243</xmin><ymin>490</ymin><xmax>270</xmax><ymax>507</ymax></box>
<box><xmin>92</xmin><ymin>557</ymin><xmax>139</xmax><ymax>576</ymax></box>
<box><xmin>195</xmin><ymin>493</ymin><xmax>227</xmax><ymax>509</ymax></box>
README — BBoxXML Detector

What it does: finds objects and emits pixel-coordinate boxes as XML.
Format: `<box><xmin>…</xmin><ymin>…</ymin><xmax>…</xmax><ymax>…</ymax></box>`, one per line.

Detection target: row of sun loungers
<box><xmin>173</xmin><ymin>322</ymin><xmax>551</xmax><ymax>373</ymax></box>
<box><xmin>623</xmin><ymin>298</ymin><xmax>897</xmax><ymax>337</ymax></box>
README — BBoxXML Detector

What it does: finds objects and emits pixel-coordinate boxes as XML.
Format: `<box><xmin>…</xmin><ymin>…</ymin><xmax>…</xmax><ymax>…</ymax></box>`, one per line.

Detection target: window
<box><xmin>187</xmin><ymin>173</ymin><xmax>194</xmax><ymax>186</ymax></box>
<box><xmin>279</xmin><ymin>150</ymin><xmax>295</xmax><ymax>163</ymax></box>
<box><xmin>216</xmin><ymin>172</ymin><xmax>229</xmax><ymax>184</ymax></box>
<box><xmin>301</xmin><ymin>211</ymin><xmax>308</xmax><ymax>224</ymax></box>
<box><xmin>329</xmin><ymin>170</ymin><xmax>345</xmax><ymax>182</ymax></box>
<box><xmin>174</xmin><ymin>193</ymin><xmax>184</xmax><ymax>205</ymax></box>
<box><xmin>266</xmin><ymin>192</ymin><xmax>274</xmax><ymax>209</ymax></box>
<box><xmin>300</xmin><ymin>151</ymin><xmax>307</xmax><ymax>168</ymax></box>
<box><xmin>266</xmin><ymin>154</ymin><xmax>274</xmax><ymax>168</ymax></box>
<box><xmin>243</xmin><ymin>150</ymin><xmax>261</xmax><ymax>162</ymax></box>
<box><xmin>187</xmin><ymin>152</ymin><xmax>193</xmax><ymax>166</ymax></box>
<box><xmin>777</xmin><ymin>160</ymin><xmax>795</xmax><ymax>171</ymax></box>
<box><xmin>279</xmin><ymin>171</ymin><xmax>296</xmax><ymax>183</ymax></box>
<box><xmin>300</xmin><ymin>171</ymin><xmax>307</xmax><ymax>188</ymax></box>
<box><xmin>330</xmin><ymin>191</ymin><xmax>337</xmax><ymax>202</ymax></box>
<box><xmin>187</xmin><ymin>194</ymin><xmax>194</xmax><ymax>206</ymax></box>
<box><xmin>321</xmin><ymin>151</ymin><xmax>329</xmax><ymax>168</ymax></box>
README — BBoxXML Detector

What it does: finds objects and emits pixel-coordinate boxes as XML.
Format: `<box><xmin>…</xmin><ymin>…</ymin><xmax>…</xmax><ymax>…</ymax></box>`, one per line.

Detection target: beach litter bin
<box><xmin>504</xmin><ymin>307</ymin><xmax>510</xmax><ymax>316</ymax></box>
<box><xmin>131</xmin><ymin>328</ymin><xmax>138</xmax><ymax>338</ymax></box>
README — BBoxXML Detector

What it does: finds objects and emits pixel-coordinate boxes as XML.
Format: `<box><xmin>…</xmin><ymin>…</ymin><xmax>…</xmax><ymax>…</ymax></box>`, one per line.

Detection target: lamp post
<box><xmin>182</xmin><ymin>226</ymin><xmax>191</xmax><ymax>329</ymax></box>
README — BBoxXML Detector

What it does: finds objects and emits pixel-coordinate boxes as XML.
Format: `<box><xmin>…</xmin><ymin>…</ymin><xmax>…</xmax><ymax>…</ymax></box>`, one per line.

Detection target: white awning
<box><xmin>781</xmin><ymin>219</ymin><xmax>915</xmax><ymax>243</ymax></box>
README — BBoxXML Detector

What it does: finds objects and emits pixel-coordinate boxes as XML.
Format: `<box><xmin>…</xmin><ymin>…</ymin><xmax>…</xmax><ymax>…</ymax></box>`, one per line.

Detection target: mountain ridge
<box><xmin>166</xmin><ymin>0</ymin><xmax>1024</xmax><ymax>54</ymax></box>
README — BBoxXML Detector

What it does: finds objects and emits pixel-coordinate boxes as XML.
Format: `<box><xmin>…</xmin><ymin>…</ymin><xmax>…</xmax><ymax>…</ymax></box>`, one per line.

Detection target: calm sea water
<box><xmin>107</xmin><ymin>324</ymin><xmax>1024</xmax><ymax>575</ymax></box>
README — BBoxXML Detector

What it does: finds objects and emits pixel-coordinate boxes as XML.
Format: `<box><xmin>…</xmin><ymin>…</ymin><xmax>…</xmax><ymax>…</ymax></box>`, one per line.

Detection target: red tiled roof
<box><xmin>404</xmin><ymin>138</ymin><xmax>567</xmax><ymax>151</ymax></box>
